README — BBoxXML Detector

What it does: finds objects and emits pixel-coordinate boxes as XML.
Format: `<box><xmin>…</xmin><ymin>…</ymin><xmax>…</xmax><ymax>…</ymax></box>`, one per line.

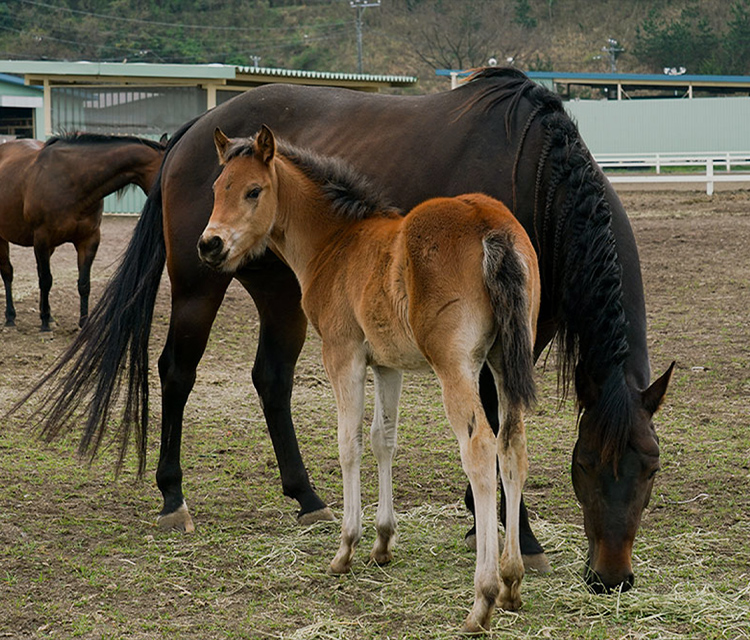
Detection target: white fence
<box><xmin>596</xmin><ymin>152</ymin><xmax>750</xmax><ymax>195</ymax></box>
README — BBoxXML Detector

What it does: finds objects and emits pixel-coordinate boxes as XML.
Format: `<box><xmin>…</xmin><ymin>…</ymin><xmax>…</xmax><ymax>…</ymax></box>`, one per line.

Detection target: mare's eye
<box><xmin>246</xmin><ymin>186</ymin><xmax>261</xmax><ymax>200</ymax></box>
<box><xmin>647</xmin><ymin>467</ymin><xmax>660</xmax><ymax>480</ymax></box>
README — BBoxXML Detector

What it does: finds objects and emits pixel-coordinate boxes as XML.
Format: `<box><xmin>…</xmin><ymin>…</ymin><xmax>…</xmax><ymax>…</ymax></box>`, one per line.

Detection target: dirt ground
<box><xmin>0</xmin><ymin>188</ymin><xmax>748</xmax><ymax>638</ymax></box>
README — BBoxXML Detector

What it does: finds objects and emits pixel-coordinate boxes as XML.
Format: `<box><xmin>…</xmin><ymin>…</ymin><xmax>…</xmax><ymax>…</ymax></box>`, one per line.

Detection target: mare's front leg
<box><xmin>32</xmin><ymin>239</ymin><xmax>53</xmax><ymax>331</ymax></box>
<box><xmin>156</xmin><ymin>271</ymin><xmax>232</xmax><ymax>532</ymax></box>
<box><xmin>323</xmin><ymin>343</ymin><xmax>367</xmax><ymax>574</ymax></box>
<box><xmin>369</xmin><ymin>366</ymin><xmax>403</xmax><ymax>565</ymax></box>
<box><xmin>238</xmin><ymin>255</ymin><xmax>332</xmax><ymax>524</ymax></box>
<box><xmin>74</xmin><ymin>228</ymin><xmax>100</xmax><ymax>327</ymax></box>
<box><xmin>0</xmin><ymin>238</ymin><xmax>15</xmax><ymax>326</ymax></box>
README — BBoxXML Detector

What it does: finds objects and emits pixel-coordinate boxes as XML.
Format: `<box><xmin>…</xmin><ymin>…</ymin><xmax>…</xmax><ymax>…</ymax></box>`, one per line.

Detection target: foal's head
<box><xmin>198</xmin><ymin>126</ymin><xmax>279</xmax><ymax>272</ymax></box>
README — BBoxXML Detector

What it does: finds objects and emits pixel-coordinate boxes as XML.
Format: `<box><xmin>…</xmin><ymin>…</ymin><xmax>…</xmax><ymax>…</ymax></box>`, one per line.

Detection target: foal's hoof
<box><xmin>498</xmin><ymin>580</ymin><xmax>523</xmax><ymax>611</ymax></box>
<box><xmin>297</xmin><ymin>506</ymin><xmax>335</xmax><ymax>526</ymax></box>
<box><xmin>157</xmin><ymin>502</ymin><xmax>195</xmax><ymax>533</ymax></box>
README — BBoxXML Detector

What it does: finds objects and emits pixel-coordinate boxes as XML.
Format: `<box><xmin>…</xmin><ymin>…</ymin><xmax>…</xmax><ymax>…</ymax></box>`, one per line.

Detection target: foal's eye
<box><xmin>246</xmin><ymin>186</ymin><xmax>262</xmax><ymax>200</ymax></box>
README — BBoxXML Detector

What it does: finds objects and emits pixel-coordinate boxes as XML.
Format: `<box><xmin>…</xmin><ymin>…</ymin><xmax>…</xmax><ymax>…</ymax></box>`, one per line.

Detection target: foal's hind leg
<box><xmin>369</xmin><ymin>366</ymin><xmax>403</xmax><ymax>565</ymax></box>
<box><xmin>489</xmin><ymin>373</ymin><xmax>528</xmax><ymax>611</ymax></box>
<box><xmin>0</xmin><ymin>239</ymin><xmax>15</xmax><ymax>326</ymax></box>
<box><xmin>438</xmin><ymin>369</ymin><xmax>500</xmax><ymax>634</ymax></box>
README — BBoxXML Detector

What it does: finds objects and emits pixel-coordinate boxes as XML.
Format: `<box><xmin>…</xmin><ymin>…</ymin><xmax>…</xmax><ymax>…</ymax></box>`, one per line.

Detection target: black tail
<box><xmin>11</xmin><ymin>176</ymin><xmax>167</xmax><ymax>476</ymax></box>
<box><xmin>482</xmin><ymin>230</ymin><xmax>537</xmax><ymax>413</ymax></box>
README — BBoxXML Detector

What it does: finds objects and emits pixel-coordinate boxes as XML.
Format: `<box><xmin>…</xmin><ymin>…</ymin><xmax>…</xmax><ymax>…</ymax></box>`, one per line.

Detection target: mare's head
<box><xmin>572</xmin><ymin>362</ymin><xmax>674</xmax><ymax>593</ymax></box>
<box><xmin>198</xmin><ymin>126</ymin><xmax>279</xmax><ymax>272</ymax></box>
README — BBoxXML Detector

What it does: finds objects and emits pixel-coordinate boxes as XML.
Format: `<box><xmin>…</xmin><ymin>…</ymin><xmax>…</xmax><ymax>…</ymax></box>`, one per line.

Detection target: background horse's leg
<box><xmin>461</xmin><ymin>367</ymin><xmax>550</xmax><ymax>572</ymax></box>
<box><xmin>0</xmin><ymin>239</ymin><xmax>15</xmax><ymax>326</ymax></box>
<box><xmin>237</xmin><ymin>257</ymin><xmax>332</xmax><ymax>524</ymax></box>
<box><xmin>369</xmin><ymin>365</ymin><xmax>403</xmax><ymax>565</ymax></box>
<box><xmin>32</xmin><ymin>239</ymin><xmax>53</xmax><ymax>331</ymax></box>
<box><xmin>156</xmin><ymin>277</ymin><xmax>231</xmax><ymax>532</ymax></box>
<box><xmin>74</xmin><ymin>229</ymin><xmax>100</xmax><ymax>328</ymax></box>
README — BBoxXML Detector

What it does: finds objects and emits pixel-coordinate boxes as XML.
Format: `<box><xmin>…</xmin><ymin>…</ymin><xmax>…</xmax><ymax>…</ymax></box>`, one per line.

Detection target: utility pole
<box><xmin>602</xmin><ymin>37</ymin><xmax>624</xmax><ymax>73</ymax></box>
<box><xmin>350</xmin><ymin>0</ymin><xmax>380</xmax><ymax>74</ymax></box>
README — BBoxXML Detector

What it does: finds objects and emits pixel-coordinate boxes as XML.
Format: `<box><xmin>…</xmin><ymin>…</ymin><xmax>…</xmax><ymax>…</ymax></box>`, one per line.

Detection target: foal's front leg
<box><xmin>369</xmin><ymin>366</ymin><xmax>403</xmax><ymax>565</ymax></box>
<box><xmin>323</xmin><ymin>344</ymin><xmax>367</xmax><ymax>574</ymax></box>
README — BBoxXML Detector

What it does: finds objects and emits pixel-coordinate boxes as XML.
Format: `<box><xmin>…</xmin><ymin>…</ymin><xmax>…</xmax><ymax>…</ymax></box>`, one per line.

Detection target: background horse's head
<box><xmin>572</xmin><ymin>362</ymin><xmax>674</xmax><ymax>592</ymax></box>
<box><xmin>198</xmin><ymin>126</ymin><xmax>278</xmax><ymax>272</ymax></box>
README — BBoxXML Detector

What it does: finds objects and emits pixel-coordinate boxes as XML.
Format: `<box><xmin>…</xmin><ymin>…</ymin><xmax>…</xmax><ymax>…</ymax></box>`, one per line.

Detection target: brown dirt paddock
<box><xmin>0</xmin><ymin>190</ymin><xmax>748</xmax><ymax>639</ymax></box>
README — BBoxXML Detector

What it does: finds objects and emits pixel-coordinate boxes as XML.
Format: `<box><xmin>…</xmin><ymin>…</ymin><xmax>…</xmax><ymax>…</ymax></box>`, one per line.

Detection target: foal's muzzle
<box><xmin>197</xmin><ymin>234</ymin><xmax>227</xmax><ymax>269</ymax></box>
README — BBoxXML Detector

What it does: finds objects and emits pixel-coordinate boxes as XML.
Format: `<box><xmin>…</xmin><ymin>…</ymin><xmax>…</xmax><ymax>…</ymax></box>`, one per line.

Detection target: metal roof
<box><xmin>235</xmin><ymin>65</ymin><xmax>416</xmax><ymax>87</ymax></box>
<box><xmin>436</xmin><ymin>68</ymin><xmax>750</xmax><ymax>97</ymax></box>
<box><xmin>0</xmin><ymin>60</ymin><xmax>417</xmax><ymax>90</ymax></box>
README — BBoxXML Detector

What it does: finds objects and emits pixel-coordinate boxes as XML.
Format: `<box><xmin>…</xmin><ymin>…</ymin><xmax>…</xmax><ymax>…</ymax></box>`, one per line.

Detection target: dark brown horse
<box><xmin>20</xmin><ymin>68</ymin><xmax>673</xmax><ymax>596</ymax></box>
<box><xmin>0</xmin><ymin>133</ymin><xmax>166</xmax><ymax>330</ymax></box>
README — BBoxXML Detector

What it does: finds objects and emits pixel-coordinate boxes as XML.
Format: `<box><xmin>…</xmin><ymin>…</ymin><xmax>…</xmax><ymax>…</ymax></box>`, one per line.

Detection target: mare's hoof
<box><xmin>523</xmin><ymin>552</ymin><xmax>551</xmax><ymax>574</ymax></box>
<box><xmin>464</xmin><ymin>532</ymin><xmax>477</xmax><ymax>552</ymax></box>
<box><xmin>157</xmin><ymin>502</ymin><xmax>195</xmax><ymax>533</ymax></box>
<box><xmin>4</xmin><ymin>319</ymin><xmax>15</xmax><ymax>328</ymax></box>
<box><xmin>297</xmin><ymin>506</ymin><xmax>335</xmax><ymax>526</ymax></box>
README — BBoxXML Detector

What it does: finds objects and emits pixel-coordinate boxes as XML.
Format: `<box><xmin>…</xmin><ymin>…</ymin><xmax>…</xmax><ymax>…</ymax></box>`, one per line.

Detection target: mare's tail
<box><xmin>482</xmin><ymin>229</ymin><xmax>537</xmax><ymax>413</ymax></box>
<box><xmin>10</xmin><ymin>169</ymin><xmax>167</xmax><ymax>476</ymax></box>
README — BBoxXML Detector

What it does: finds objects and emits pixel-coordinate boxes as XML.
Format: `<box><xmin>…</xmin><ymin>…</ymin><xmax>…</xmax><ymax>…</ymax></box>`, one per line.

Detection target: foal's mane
<box><xmin>226</xmin><ymin>138</ymin><xmax>399</xmax><ymax>222</ymax></box>
<box><xmin>45</xmin><ymin>131</ymin><xmax>166</xmax><ymax>151</ymax></box>
<box><xmin>467</xmin><ymin>67</ymin><xmax>634</xmax><ymax>461</ymax></box>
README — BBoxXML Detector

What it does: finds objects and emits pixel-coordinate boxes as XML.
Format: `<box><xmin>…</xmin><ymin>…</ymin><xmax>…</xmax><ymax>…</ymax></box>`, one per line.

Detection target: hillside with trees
<box><xmin>0</xmin><ymin>0</ymin><xmax>748</xmax><ymax>92</ymax></box>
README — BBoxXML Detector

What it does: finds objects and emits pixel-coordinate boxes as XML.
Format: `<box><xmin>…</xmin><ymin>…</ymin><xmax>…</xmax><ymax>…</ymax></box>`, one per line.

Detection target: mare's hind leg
<box><xmin>74</xmin><ymin>229</ymin><xmax>100</xmax><ymax>328</ymax></box>
<box><xmin>156</xmin><ymin>275</ymin><xmax>232</xmax><ymax>532</ymax></box>
<box><xmin>0</xmin><ymin>239</ymin><xmax>15</xmax><ymax>326</ymax></box>
<box><xmin>369</xmin><ymin>366</ymin><xmax>403</xmax><ymax>565</ymax></box>
<box><xmin>237</xmin><ymin>256</ymin><xmax>332</xmax><ymax>524</ymax></box>
<box><xmin>33</xmin><ymin>239</ymin><xmax>54</xmax><ymax>331</ymax></box>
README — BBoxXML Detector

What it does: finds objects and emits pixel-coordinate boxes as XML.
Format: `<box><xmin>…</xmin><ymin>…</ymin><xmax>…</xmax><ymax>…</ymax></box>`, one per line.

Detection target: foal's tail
<box><xmin>10</xmin><ymin>169</ymin><xmax>167</xmax><ymax>476</ymax></box>
<box><xmin>482</xmin><ymin>230</ymin><xmax>537</xmax><ymax>413</ymax></box>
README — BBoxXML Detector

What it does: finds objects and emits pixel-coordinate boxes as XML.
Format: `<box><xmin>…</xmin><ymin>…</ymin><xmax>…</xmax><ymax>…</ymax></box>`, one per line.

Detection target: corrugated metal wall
<box><xmin>51</xmin><ymin>85</ymin><xmax>207</xmax><ymax>214</ymax></box>
<box><xmin>566</xmin><ymin>96</ymin><xmax>750</xmax><ymax>155</ymax></box>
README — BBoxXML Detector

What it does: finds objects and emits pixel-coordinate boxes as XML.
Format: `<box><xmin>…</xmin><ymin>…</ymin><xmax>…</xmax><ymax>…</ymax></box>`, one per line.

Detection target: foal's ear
<box><xmin>214</xmin><ymin>128</ymin><xmax>231</xmax><ymax>165</ymax></box>
<box><xmin>642</xmin><ymin>361</ymin><xmax>675</xmax><ymax>415</ymax></box>
<box><xmin>255</xmin><ymin>124</ymin><xmax>276</xmax><ymax>164</ymax></box>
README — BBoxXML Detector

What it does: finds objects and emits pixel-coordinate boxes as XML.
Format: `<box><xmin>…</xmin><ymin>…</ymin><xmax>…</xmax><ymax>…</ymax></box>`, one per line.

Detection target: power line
<box><xmin>16</xmin><ymin>0</ymin><xmax>348</xmax><ymax>33</ymax></box>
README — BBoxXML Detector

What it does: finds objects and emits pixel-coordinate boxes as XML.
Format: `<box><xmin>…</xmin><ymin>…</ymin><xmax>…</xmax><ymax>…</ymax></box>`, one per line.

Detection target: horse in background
<box><xmin>200</xmin><ymin>126</ymin><xmax>540</xmax><ymax>632</ymax></box>
<box><xmin>16</xmin><ymin>69</ymin><xmax>674</xmax><ymax>595</ymax></box>
<box><xmin>0</xmin><ymin>133</ymin><xmax>166</xmax><ymax>330</ymax></box>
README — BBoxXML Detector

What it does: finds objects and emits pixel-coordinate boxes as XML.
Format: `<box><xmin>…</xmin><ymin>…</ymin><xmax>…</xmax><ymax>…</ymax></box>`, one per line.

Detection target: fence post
<box><xmin>706</xmin><ymin>159</ymin><xmax>714</xmax><ymax>196</ymax></box>
<box><xmin>656</xmin><ymin>154</ymin><xmax>661</xmax><ymax>174</ymax></box>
